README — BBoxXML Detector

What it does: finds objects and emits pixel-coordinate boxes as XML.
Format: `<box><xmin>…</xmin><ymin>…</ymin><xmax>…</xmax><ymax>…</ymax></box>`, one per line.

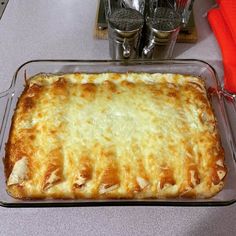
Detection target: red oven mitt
<box><xmin>208</xmin><ymin>8</ymin><xmax>236</xmax><ymax>93</ymax></box>
<box><xmin>219</xmin><ymin>0</ymin><xmax>236</xmax><ymax>45</ymax></box>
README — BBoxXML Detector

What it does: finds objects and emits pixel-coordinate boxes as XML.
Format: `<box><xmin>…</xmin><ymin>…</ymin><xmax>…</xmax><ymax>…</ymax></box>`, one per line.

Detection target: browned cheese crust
<box><xmin>4</xmin><ymin>72</ymin><xmax>227</xmax><ymax>199</ymax></box>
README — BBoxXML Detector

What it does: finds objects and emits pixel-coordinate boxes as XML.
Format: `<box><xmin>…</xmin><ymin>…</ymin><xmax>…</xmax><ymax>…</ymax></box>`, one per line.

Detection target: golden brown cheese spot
<box><xmin>186</xmin><ymin>145</ymin><xmax>194</xmax><ymax>158</ymax></box>
<box><xmin>168</xmin><ymin>92</ymin><xmax>177</xmax><ymax>97</ymax></box>
<box><xmin>27</xmin><ymin>84</ymin><xmax>42</xmax><ymax>97</ymax></box>
<box><xmin>52</xmin><ymin>78</ymin><xmax>68</xmax><ymax>96</ymax></box>
<box><xmin>196</xmin><ymin>95</ymin><xmax>209</xmax><ymax>108</ymax></box>
<box><xmin>124</xmin><ymin>165</ymin><xmax>131</xmax><ymax>174</ymax></box>
<box><xmin>55</xmin><ymin>77</ymin><xmax>67</xmax><ymax>88</ymax></box>
<box><xmin>101</xmin><ymin>148</ymin><xmax>116</xmax><ymax>159</ymax></box>
<box><xmin>133</xmin><ymin>182</ymin><xmax>141</xmax><ymax>193</ymax></box>
<box><xmin>168</xmin><ymin>144</ymin><xmax>177</xmax><ymax>153</ymax></box>
<box><xmin>73</xmin><ymin>156</ymin><xmax>92</xmax><ymax>188</ymax></box>
<box><xmin>80</xmin><ymin>83</ymin><xmax>97</xmax><ymax>100</ymax></box>
<box><xmin>99</xmin><ymin>165</ymin><xmax>120</xmax><ymax>194</ymax></box>
<box><xmin>121</xmin><ymin>80</ymin><xmax>135</xmax><ymax>88</ymax></box>
<box><xmin>159</xmin><ymin>168</ymin><xmax>176</xmax><ymax>189</ymax></box>
<box><xmin>7</xmin><ymin>185</ymin><xmax>27</xmax><ymax>199</ymax></box>
<box><xmin>43</xmin><ymin>149</ymin><xmax>64</xmax><ymax>190</ymax></box>
<box><xmin>183</xmin><ymin>84</ymin><xmax>205</xmax><ymax>103</ymax></box>
<box><xmin>173</xmin><ymin>74</ymin><xmax>181</xmax><ymax>82</ymax></box>
<box><xmin>111</xmin><ymin>73</ymin><xmax>121</xmax><ymax>80</ymax></box>
<box><xmin>189</xmin><ymin>81</ymin><xmax>204</xmax><ymax>91</ymax></box>
<box><xmin>147</xmin><ymin>85</ymin><xmax>162</xmax><ymax>97</ymax></box>
<box><xmin>50</xmin><ymin>129</ymin><xmax>57</xmax><ymax>135</ymax></box>
<box><xmin>87</xmin><ymin>74</ymin><xmax>97</xmax><ymax>83</ymax></box>
<box><xmin>104</xmin><ymin>80</ymin><xmax>117</xmax><ymax>93</ymax></box>
<box><xmin>27</xmin><ymin>128</ymin><xmax>36</xmax><ymax>142</ymax></box>
<box><xmin>22</xmin><ymin>96</ymin><xmax>35</xmax><ymax>112</ymax></box>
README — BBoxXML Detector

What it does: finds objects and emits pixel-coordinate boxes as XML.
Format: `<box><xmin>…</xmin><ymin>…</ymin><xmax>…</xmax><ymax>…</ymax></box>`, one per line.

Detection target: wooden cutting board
<box><xmin>94</xmin><ymin>0</ymin><xmax>198</xmax><ymax>43</ymax></box>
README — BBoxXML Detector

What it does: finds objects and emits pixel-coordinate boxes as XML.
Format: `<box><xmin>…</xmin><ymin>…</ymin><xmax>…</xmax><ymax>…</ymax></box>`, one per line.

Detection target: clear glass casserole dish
<box><xmin>0</xmin><ymin>59</ymin><xmax>235</xmax><ymax>207</ymax></box>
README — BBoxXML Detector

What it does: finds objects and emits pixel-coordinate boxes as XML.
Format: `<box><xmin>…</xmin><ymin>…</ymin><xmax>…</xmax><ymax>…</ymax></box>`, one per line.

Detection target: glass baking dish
<box><xmin>0</xmin><ymin>59</ymin><xmax>235</xmax><ymax>207</ymax></box>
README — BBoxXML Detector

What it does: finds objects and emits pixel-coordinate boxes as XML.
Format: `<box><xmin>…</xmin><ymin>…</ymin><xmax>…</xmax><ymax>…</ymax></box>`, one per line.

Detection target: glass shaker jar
<box><xmin>108</xmin><ymin>8</ymin><xmax>144</xmax><ymax>59</ymax></box>
<box><xmin>142</xmin><ymin>7</ymin><xmax>181</xmax><ymax>59</ymax></box>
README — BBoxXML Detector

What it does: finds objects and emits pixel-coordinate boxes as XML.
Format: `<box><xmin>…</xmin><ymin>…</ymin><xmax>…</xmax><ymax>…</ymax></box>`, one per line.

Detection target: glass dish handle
<box><xmin>0</xmin><ymin>89</ymin><xmax>14</xmax><ymax>207</ymax></box>
<box><xmin>222</xmin><ymin>90</ymin><xmax>236</xmax><ymax>155</ymax></box>
<box><xmin>0</xmin><ymin>90</ymin><xmax>13</xmax><ymax>154</ymax></box>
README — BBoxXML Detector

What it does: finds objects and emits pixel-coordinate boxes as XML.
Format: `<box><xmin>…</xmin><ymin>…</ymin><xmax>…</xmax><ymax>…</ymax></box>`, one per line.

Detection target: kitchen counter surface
<box><xmin>0</xmin><ymin>0</ymin><xmax>235</xmax><ymax>235</ymax></box>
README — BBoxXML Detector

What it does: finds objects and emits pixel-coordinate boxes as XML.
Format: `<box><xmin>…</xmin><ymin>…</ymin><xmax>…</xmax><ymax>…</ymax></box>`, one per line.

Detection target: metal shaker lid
<box><xmin>151</xmin><ymin>7</ymin><xmax>181</xmax><ymax>33</ymax></box>
<box><xmin>108</xmin><ymin>8</ymin><xmax>144</xmax><ymax>32</ymax></box>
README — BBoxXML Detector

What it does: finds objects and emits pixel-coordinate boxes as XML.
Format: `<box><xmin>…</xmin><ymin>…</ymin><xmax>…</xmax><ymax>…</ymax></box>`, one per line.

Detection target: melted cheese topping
<box><xmin>5</xmin><ymin>72</ymin><xmax>227</xmax><ymax>199</ymax></box>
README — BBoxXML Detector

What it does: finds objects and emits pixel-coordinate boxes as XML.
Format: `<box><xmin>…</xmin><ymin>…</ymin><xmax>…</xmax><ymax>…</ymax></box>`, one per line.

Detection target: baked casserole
<box><xmin>4</xmin><ymin>72</ymin><xmax>227</xmax><ymax>199</ymax></box>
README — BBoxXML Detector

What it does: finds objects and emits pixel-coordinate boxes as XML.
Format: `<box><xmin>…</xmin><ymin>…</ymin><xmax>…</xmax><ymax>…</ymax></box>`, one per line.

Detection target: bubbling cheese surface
<box><xmin>5</xmin><ymin>72</ymin><xmax>227</xmax><ymax>199</ymax></box>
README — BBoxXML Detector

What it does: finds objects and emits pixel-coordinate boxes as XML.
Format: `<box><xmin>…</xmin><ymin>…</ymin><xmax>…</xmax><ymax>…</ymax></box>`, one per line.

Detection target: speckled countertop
<box><xmin>0</xmin><ymin>0</ymin><xmax>235</xmax><ymax>235</ymax></box>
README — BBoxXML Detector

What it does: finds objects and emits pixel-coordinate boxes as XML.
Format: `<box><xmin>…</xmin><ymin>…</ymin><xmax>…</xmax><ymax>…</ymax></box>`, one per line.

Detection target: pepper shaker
<box><xmin>142</xmin><ymin>7</ymin><xmax>181</xmax><ymax>59</ymax></box>
<box><xmin>108</xmin><ymin>8</ymin><xmax>144</xmax><ymax>59</ymax></box>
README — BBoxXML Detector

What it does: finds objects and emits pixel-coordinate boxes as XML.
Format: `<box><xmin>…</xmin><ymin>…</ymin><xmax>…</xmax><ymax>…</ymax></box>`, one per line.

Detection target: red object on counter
<box><xmin>220</xmin><ymin>0</ymin><xmax>236</xmax><ymax>44</ymax></box>
<box><xmin>208</xmin><ymin>8</ymin><xmax>236</xmax><ymax>93</ymax></box>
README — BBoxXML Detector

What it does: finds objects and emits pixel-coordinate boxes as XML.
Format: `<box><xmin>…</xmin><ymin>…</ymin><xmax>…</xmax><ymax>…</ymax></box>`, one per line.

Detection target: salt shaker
<box><xmin>108</xmin><ymin>8</ymin><xmax>144</xmax><ymax>59</ymax></box>
<box><xmin>142</xmin><ymin>7</ymin><xmax>181</xmax><ymax>59</ymax></box>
